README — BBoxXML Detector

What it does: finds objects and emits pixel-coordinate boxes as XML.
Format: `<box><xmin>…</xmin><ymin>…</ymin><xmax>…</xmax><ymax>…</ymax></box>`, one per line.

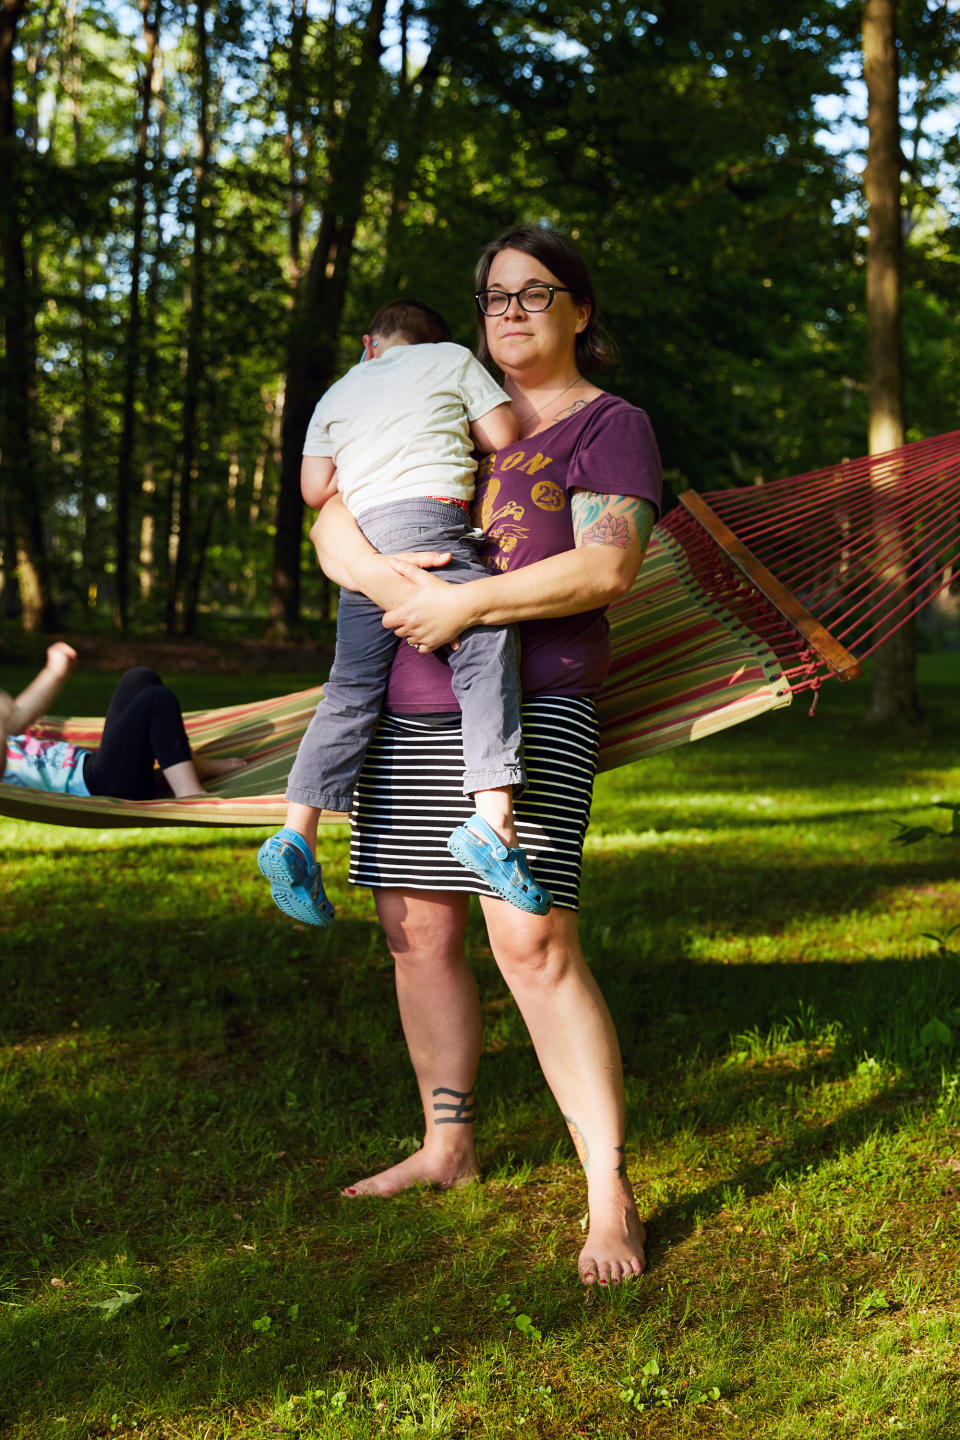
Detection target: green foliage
<box><xmin>620</xmin><ymin>1355</ymin><xmax>721</xmax><ymax>1411</ymax></box>
<box><xmin>494</xmin><ymin>1292</ymin><xmax>542</xmax><ymax>1342</ymax></box>
<box><xmin>5</xmin><ymin>2</ymin><xmax>960</xmax><ymax>630</ymax></box>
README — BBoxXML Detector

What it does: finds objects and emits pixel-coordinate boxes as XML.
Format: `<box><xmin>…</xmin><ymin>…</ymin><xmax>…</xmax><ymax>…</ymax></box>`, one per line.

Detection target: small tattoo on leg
<box><xmin>563</xmin><ymin>1113</ymin><xmax>590</xmax><ymax>1172</ymax></box>
<box><xmin>432</xmin><ymin>1087</ymin><xmax>475</xmax><ymax>1125</ymax></box>
<box><xmin>615</xmin><ymin>1144</ymin><xmax>626</xmax><ymax>1178</ymax></box>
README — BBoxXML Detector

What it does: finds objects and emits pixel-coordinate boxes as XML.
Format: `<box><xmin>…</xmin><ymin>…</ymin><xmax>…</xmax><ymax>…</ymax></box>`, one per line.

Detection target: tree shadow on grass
<box><xmin>4</xmin><ymin>840</ymin><xmax>959</xmax><ymax>1126</ymax></box>
<box><xmin>1</xmin><ymin>997</ymin><xmax>957</xmax><ymax>1432</ymax></box>
<box><xmin>581</xmin><ymin>844</ymin><xmax>959</xmax><ymax>948</ymax></box>
<box><xmin>593</xmin><ymin>801</ymin><xmax>959</xmax><ymax>836</ymax></box>
<box><xmin>641</xmin><ymin>1081</ymin><xmax>927</xmax><ymax>1269</ymax></box>
<box><xmin>3</xmin><ymin>819</ymin><xmax>960</xmax><ymax>1428</ymax></box>
<box><xmin>6</xmin><ymin>837</ymin><xmax>958</xmax><ymax>1031</ymax></box>
<box><xmin>1</xmin><ymin>1070</ymin><xmax>945</xmax><ymax>1435</ymax></box>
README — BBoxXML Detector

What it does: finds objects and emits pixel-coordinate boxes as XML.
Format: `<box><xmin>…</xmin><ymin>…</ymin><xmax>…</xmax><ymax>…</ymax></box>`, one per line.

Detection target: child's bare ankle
<box><xmin>284</xmin><ymin>803</ymin><xmax>320</xmax><ymax>853</ymax></box>
<box><xmin>472</xmin><ymin>787</ymin><xmax>517</xmax><ymax>848</ymax></box>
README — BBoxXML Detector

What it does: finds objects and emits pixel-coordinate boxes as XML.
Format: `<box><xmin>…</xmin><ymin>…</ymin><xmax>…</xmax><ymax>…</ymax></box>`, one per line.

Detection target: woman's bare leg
<box><xmin>342</xmin><ymin>889</ymin><xmax>483</xmax><ymax>1196</ymax></box>
<box><xmin>161</xmin><ymin>758</ymin><xmax>206</xmax><ymax>797</ymax></box>
<box><xmin>165</xmin><ymin>754</ymin><xmax>245</xmax><ymax>795</ymax></box>
<box><xmin>480</xmin><ymin>899</ymin><xmax>646</xmax><ymax>1286</ymax></box>
<box><xmin>194</xmin><ymin>754</ymin><xmax>245</xmax><ymax>781</ymax></box>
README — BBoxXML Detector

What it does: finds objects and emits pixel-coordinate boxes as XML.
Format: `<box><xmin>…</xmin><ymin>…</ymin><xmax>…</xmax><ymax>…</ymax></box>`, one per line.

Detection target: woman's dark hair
<box><xmin>474</xmin><ymin>226</ymin><xmax>616</xmax><ymax>375</ymax></box>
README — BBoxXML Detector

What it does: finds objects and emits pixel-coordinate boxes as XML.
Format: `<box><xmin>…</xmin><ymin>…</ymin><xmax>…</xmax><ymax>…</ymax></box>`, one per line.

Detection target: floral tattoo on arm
<box><xmin>570</xmin><ymin>492</ymin><xmax>656</xmax><ymax>554</ymax></box>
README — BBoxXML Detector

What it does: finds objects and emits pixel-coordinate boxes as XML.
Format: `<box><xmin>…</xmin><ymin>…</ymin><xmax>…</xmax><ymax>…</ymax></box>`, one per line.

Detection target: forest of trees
<box><xmin>1</xmin><ymin>0</ymin><xmax>958</xmax><ymax>638</ymax></box>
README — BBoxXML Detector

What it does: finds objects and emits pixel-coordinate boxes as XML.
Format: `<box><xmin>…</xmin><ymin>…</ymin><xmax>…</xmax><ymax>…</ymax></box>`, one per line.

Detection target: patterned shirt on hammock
<box><xmin>3</xmin><ymin>734</ymin><xmax>91</xmax><ymax>795</ymax></box>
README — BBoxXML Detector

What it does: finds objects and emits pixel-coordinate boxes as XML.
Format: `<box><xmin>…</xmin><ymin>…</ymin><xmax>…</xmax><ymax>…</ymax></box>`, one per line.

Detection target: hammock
<box><xmin>4</xmin><ymin>428</ymin><xmax>959</xmax><ymax>830</ymax></box>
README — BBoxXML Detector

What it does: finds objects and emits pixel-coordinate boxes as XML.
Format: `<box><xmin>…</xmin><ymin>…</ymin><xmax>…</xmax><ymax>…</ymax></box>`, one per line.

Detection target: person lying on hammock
<box><xmin>0</xmin><ymin>644</ymin><xmax>244</xmax><ymax>801</ymax></box>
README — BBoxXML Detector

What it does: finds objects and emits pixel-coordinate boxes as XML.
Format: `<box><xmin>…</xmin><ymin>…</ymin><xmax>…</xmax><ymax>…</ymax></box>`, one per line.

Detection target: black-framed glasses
<box><xmin>474</xmin><ymin>284</ymin><xmax>573</xmax><ymax>316</ymax></box>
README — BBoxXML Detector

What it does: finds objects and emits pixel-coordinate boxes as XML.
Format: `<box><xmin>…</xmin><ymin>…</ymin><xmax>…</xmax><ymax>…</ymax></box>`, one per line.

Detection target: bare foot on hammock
<box><xmin>578</xmin><ymin>1179</ymin><xmax>647</xmax><ymax>1285</ymax></box>
<box><xmin>196</xmin><ymin>755</ymin><xmax>246</xmax><ymax>780</ymax></box>
<box><xmin>342</xmin><ymin>1143</ymin><xmax>479</xmax><ymax>1198</ymax></box>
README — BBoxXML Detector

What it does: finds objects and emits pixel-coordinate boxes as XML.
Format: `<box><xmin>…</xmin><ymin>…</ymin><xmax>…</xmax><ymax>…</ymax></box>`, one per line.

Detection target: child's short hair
<box><xmin>368</xmin><ymin>299</ymin><xmax>452</xmax><ymax>345</ymax></box>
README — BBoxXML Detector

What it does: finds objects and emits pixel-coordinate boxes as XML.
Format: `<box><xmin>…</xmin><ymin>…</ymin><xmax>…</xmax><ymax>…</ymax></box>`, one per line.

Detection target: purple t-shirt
<box><xmin>385</xmin><ymin>392</ymin><xmax>662</xmax><ymax>713</ymax></box>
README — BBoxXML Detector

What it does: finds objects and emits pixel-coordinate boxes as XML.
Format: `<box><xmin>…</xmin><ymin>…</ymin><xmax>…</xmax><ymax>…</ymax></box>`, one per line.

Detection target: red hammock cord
<box><xmin>660</xmin><ymin>429</ymin><xmax>960</xmax><ymax>696</ymax></box>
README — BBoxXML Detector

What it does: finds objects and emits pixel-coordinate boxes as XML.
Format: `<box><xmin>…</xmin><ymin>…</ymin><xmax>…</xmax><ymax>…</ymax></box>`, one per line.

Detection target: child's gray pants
<box><xmin>285</xmin><ymin>497</ymin><xmax>525</xmax><ymax>813</ymax></box>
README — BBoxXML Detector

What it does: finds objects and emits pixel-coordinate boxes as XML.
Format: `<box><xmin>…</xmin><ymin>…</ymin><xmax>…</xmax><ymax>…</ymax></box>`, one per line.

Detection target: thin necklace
<box><xmin>535</xmin><ymin>374</ymin><xmax>584</xmax><ymax>417</ymax></box>
<box><xmin>522</xmin><ymin>374</ymin><xmax>584</xmax><ymax>423</ymax></box>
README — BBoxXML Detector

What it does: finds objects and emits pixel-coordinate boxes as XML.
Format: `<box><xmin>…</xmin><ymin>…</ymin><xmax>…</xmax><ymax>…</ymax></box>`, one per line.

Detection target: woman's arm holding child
<box><xmin>303</xmin><ymin>399</ymin><xmax>513</xmax><ymax>607</ymax></box>
<box><xmin>302</xmin><ymin>456</ymin><xmax>405</xmax><ymax>604</ymax></box>
<box><xmin>309</xmin><ymin>496</ymin><xmax>453</xmax><ymax>611</ymax></box>
<box><xmin>382</xmin><ymin>494</ymin><xmax>657</xmax><ymax>651</ymax></box>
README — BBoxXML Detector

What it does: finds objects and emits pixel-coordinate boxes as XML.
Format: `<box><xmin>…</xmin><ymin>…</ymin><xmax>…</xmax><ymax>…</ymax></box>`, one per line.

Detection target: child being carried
<box><xmin>257</xmin><ymin>299</ymin><xmax>552</xmax><ymax>925</ymax></box>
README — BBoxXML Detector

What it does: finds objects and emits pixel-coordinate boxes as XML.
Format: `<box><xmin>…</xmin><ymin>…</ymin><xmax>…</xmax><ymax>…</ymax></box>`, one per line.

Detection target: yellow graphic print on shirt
<box><xmin>477</xmin><ymin>448</ymin><xmax>565</xmax><ymax>572</ymax></box>
<box><xmin>531</xmin><ymin>479</ymin><xmax>564</xmax><ymax>511</ymax></box>
<box><xmin>477</xmin><ymin>475</ymin><xmax>527</xmax><ymax>571</ymax></box>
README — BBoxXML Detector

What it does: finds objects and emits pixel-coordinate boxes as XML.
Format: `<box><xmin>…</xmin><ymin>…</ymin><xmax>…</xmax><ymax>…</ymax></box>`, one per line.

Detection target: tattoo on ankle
<box><xmin>616</xmin><ymin>1143</ymin><xmax>627</xmax><ymax>1178</ymax></box>
<box><xmin>563</xmin><ymin>1114</ymin><xmax>590</xmax><ymax>1172</ymax></box>
<box><xmin>432</xmin><ymin>1087</ymin><xmax>475</xmax><ymax>1125</ymax></box>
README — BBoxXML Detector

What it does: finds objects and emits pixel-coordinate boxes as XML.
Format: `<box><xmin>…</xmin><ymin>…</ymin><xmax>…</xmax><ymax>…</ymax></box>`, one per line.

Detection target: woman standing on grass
<box><xmin>310</xmin><ymin>227</ymin><xmax>661</xmax><ymax>1284</ymax></box>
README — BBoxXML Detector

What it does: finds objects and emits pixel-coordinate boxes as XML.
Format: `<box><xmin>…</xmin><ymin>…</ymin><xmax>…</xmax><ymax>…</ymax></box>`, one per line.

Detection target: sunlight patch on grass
<box><xmin>3</xmin><ymin>660</ymin><xmax>960</xmax><ymax>1436</ymax></box>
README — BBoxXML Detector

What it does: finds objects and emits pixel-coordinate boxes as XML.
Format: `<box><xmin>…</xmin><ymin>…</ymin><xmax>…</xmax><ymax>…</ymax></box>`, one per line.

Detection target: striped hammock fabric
<box><xmin>0</xmin><ymin>685</ymin><xmax>338</xmax><ymax>830</ymax></box>
<box><xmin>1</xmin><ymin>529</ymin><xmax>792</xmax><ymax>830</ymax></box>
<box><xmin>597</xmin><ymin>527</ymin><xmax>791</xmax><ymax>769</ymax></box>
<box><xmin>6</xmin><ymin>426</ymin><xmax>957</xmax><ymax>831</ymax></box>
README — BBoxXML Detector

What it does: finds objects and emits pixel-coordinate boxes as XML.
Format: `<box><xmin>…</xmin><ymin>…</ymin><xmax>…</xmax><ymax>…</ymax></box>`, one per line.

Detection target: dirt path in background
<box><xmin>5</xmin><ymin>635</ymin><xmax>334</xmax><ymax>675</ymax></box>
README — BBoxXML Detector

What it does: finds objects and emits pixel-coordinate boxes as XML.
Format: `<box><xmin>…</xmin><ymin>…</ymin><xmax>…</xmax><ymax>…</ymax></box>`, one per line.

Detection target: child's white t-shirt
<box><xmin>302</xmin><ymin>342</ymin><xmax>510</xmax><ymax>518</ymax></box>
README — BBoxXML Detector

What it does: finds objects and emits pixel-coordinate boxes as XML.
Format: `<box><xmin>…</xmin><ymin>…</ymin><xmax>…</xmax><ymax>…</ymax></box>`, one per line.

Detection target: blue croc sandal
<box><xmin>447</xmin><ymin>814</ymin><xmax>553</xmax><ymax>915</ymax></box>
<box><xmin>257</xmin><ymin>827</ymin><xmax>335</xmax><ymax>927</ymax></box>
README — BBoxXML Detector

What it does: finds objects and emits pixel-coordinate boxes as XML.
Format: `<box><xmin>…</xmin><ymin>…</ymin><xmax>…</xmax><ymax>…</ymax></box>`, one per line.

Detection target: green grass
<box><xmin>2</xmin><ymin>656</ymin><xmax>960</xmax><ymax>1437</ymax></box>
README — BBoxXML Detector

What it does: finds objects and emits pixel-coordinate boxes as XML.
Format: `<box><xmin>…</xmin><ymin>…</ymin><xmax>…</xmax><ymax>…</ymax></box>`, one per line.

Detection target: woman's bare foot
<box><xmin>578</xmin><ymin>1179</ymin><xmax>647</xmax><ymax>1285</ymax></box>
<box><xmin>341</xmin><ymin>1143</ymin><xmax>479</xmax><ymax>1198</ymax></box>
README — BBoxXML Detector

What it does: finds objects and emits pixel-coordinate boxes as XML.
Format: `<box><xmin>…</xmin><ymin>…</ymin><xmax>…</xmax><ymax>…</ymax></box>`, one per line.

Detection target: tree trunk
<box><xmin>284</xmin><ymin>0</ymin><xmax>308</xmax><ymax>288</ymax></box>
<box><xmin>183</xmin><ymin>494</ymin><xmax>217</xmax><ymax>637</ymax></box>
<box><xmin>2</xmin><ymin>482</ymin><xmax>17</xmax><ymax>617</ymax></box>
<box><xmin>23</xmin><ymin>0</ymin><xmax>56</xmax><ymax>151</ymax></box>
<box><xmin>116</xmin><ymin>0</ymin><xmax>161</xmax><ymax>631</ymax></box>
<box><xmin>140</xmin><ymin>64</ymin><xmax>167</xmax><ymax>608</ymax></box>
<box><xmin>861</xmin><ymin>0</ymin><xmax>921</xmax><ymax>726</ymax></box>
<box><xmin>0</xmin><ymin>0</ymin><xmax>55</xmax><ymax>631</ymax></box>
<box><xmin>383</xmin><ymin>13</ymin><xmax>447</xmax><ymax>274</ymax></box>
<box><xmin>167</xmin><ymin>0</ymin><xmax>211</xmax><ymax>636</ymax></box>
<box><xmin>864</xmin><ymin>0</ymin><xmax>904</xmax><ymax>458</ymax></box>
<box><xmin>62</xmin><ymin>0</ymin><xmax>102</xmax><ymax>617</ymax></box>
<box><xmin>267</xmin><ymin>0</ymin><xmax>388</xmax><ymax>637</ymax></box>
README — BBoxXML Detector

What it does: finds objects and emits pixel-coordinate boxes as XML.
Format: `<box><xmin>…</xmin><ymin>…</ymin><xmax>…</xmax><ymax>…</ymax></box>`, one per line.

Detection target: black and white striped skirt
<box><xmin>348</xmin><ymin>695</ymin><xmax>599</xmax><ymax>911</ymax></box>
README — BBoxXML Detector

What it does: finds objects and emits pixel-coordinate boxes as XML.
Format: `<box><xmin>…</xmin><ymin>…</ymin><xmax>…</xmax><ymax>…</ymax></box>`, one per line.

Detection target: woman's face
<box><xmin>482</xmin><ymin>247</ymin><xmax>590</xmax><ymax>380</ymax></box>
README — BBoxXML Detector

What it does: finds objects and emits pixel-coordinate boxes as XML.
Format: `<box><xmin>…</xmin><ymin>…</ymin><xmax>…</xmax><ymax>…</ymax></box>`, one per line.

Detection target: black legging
<box><xmin>83</xmin><ymin>668</ymin><xmax>193</xmax><ymax>800</ymax></box>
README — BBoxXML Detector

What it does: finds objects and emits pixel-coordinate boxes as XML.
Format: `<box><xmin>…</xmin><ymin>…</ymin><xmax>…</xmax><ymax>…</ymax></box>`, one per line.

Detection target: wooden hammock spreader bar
<box><xmin>678</xmin><ymin>490</ymin><xmax>863</xmax><ymax>682</ymax></box>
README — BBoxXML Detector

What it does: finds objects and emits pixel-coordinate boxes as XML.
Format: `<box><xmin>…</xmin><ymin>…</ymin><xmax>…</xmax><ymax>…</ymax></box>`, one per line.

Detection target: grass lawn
<box><xmin>2</xmin><ymin>655</ymin><xmax>959</xmax><ymax>1438</ymax></box>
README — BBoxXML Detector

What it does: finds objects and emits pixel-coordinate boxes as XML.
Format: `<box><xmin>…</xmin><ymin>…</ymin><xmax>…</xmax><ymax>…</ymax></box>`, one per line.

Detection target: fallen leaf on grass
<box><xmin>90</xmin><ymin>1289</ymin><xmax>140</xmax><ymax>1319</ymax></box>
